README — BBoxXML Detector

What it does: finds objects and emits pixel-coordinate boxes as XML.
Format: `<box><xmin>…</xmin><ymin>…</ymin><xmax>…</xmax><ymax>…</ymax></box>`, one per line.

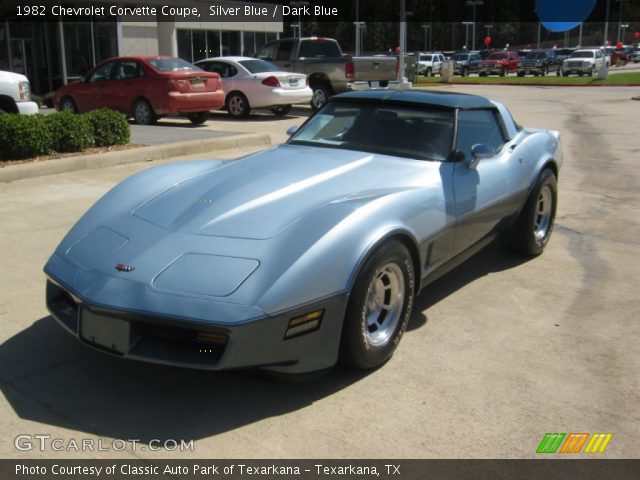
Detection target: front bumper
<box><xmin>16</xmin><ymin>101</ymin><xmax>39</xmax><ymax>115</ymax></box>
<box><xmin>46</xmin><ymin>276</ymin><xmax>348</xmax><ymax>374</ymax></box>
<box><xmin>562</xmin><ymin>63</ymin><xmax>594</xmax><ymax>74</ymax></box>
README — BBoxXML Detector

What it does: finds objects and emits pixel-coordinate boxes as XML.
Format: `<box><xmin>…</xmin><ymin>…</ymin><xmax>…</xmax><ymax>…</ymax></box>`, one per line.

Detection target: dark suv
<box><xmin>517</xmin><ymin>49</ymin><xmax>561</xmax><ymax>76</ymax></box>
<box><xmin>451</xmin><ymin>51</ymin><xmax>482</xmax><ymax>76</ymax></box>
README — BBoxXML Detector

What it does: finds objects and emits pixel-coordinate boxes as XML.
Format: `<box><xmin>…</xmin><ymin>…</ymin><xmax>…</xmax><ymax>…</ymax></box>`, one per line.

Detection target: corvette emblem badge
<box><xmin>115</xmin><ymin>263</ymin><xmax>135</xmax><ymax>272</ymax></box>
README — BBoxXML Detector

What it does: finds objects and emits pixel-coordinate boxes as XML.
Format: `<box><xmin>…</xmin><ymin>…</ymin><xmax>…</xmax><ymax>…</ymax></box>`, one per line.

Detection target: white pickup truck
<box><xmin>0</xmin><ymin>70</ymin><xmax>39</xmax><ymax>115</ymax></box>
<box><xmin>560</xmin><ymin>49</ymin><xmax>608</xmax><ymax>77</ymax></box>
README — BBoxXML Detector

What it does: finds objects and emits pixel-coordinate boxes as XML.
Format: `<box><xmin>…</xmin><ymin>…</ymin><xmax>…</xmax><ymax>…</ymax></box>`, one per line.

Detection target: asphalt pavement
<box><xmin>0</xmin><ymin>87</ymin><xmax>638</xmax><ymax>459</ymax></box>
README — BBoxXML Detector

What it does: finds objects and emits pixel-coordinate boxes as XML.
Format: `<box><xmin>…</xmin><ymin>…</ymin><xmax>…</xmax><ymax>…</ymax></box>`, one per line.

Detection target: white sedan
<box><xmin>195</xmin><ymin>57</ymin><xmax>311</xmax><ymax>117</ymax></box>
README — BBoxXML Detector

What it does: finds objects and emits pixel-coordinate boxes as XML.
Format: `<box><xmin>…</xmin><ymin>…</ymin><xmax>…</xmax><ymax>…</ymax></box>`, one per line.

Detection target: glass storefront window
<box><xmin>63</xmin><ymin>22</ymin><xmax>93</xmax><ymax>78</ymax></box>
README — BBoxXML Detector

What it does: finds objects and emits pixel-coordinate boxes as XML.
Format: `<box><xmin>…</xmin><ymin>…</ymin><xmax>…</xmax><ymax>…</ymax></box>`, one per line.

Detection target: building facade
<box><xmin>1</xmin><ymin>0</ymin><xmax>282</xmax><ymax>94</ymax></box>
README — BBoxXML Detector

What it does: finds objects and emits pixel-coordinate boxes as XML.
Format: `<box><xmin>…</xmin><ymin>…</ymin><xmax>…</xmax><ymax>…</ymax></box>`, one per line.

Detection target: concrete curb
<box><xmin>0</xmin><ymin>133</ymin><xmax>271</xmax><ymax>183</ymax></box>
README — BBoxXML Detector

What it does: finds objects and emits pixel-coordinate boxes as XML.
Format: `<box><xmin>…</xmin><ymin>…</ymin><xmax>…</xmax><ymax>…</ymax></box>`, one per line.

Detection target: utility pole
<box><xmin>399</xmin><ymin>0</ymin><xmax>406</xmax><ymax>82</ymax></box>
<box><xmin>604</xmin><ymin>0</ymin><xmax>611</xmax><ymax>47</ymax></box>
<box><xmin>462</xmin><ymin>22</ymin><xmax>473</xmax><ymax>50</ymax></box>
<box><xmin>617</xmin><ymin>0</ymin><xmax>624</xmax><ymax>43</ymax></box>
<box><xmin>422</xmin><ymin>24</ymin><xmax>430</xmax><ymax>51</ymax></box>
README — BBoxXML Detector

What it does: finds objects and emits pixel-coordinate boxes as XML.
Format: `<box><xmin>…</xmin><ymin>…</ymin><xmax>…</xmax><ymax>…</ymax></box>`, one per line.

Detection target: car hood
<box><xmin>133</xmin><ymin>144</ymin><xmax>423</xmax><ymax>240</ymax></box>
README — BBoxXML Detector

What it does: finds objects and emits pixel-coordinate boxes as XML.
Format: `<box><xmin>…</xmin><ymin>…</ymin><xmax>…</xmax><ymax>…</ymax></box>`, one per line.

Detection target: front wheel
<box><xmin>187</xmin><ymin>111</ymin><xmax>209</xmax><ymax>124</ymax></box>
<box><xmin>133</xmin><ymin>99</ymin><xmax>156</xmax><ymax>125</ymax></box>
<box><xmin>59</xmin><ymin>97</ymin><xmax>77</xmax><ymax>113</ymax></box>
<box><xmin>270</xmin><ymin>104</ymin><xmax>292</xmax><ymax>116</ymax></box>
<box><xmin>506</xmin><ymin>169</ymin><xmax>558</xmax><ymax>256</ymax></box>
<box><xmin>226</xmin><ymin>92</ymin><xmax>250</xmax><ymax>118</ymax></box>
<box><xmin>340</xmin><ymin>241</ymin><xmax>414</xmax><ymax>369</ymax></box>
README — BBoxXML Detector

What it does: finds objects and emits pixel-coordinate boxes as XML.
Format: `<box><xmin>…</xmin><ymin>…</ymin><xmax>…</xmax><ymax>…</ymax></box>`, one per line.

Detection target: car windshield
<box><xmin>146</xmin><ymin>58</ymin><xmax>201</xmax><ymax>72</ymax></box>
<box><xmin>488</xmin><ymin>54</ymin><xmax>507</xmax><ymax>60</ymax></box>
<box><xmin>526</xmin><ymin>52</ymin><xmax>547</xmax><ymax>59</ymax></box>
<box><xmin>570</xmin><ymin>51</ymin><xmax>595</xmax><ymax>58</ymax></box>
<box><xmin>452</xmin><ymin>54</ymin><xmax>469</xmax><ymax>61</ymax></box>
<box><xmin>288</xmin><ymin>102</ymin><xmax>454</xmax><ymax>161</ymax></box>
<box><xmin>239</xmin><ymin>59</ymin><xmax>281</xmax><ymax>73</ymax></box>
<box><xmin>420</xmin><ymin>55</ymin><xmax>433</xmax><ymax>61</ymax></box>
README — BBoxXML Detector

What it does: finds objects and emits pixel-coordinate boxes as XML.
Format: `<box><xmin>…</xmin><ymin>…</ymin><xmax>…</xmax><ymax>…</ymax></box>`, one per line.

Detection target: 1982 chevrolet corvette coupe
<box><xmin>45</xmin><ymin>90</ymin><xmax>562</xmax><ymax>375</ymax></box>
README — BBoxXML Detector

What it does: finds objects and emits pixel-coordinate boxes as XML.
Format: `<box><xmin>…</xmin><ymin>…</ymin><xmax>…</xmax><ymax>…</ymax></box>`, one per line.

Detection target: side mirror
<box><xmin>468</xmin><ymin>144</ymin><xmax>495</xmax><ymax>169</ymax></box>
<box><xmin>286</xmin><ymin>125</ymin><xmax>300</xmax><ymax>136</ymax></box>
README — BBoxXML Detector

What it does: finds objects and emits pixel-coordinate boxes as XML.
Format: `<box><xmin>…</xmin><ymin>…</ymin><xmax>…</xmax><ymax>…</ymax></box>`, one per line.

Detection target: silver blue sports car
<box><xmin>45</xmin><ymin>89</ymin><xmax>562</xmax><ymax>375</ymax></box>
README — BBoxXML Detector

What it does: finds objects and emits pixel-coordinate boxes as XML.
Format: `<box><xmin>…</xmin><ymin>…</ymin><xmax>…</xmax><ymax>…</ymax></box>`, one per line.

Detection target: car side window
<box><xmin>114</xmin><ymin>61</ymin><xmax>145</xmax><ymax>80</ymax></box>
<box><xmin>276</xmin><ymin>40</ymin><xmax>295</xmax><ymax>61</ymax></box>
<box><xmin>88</xmin><ymin>61</ymin><xmax>116</xmax><ymax>82</ymax></box>
<box><xmin>456</xmin><ymin>109</ymin><xmax>506</xmax><ymax>160</ymax></box>
<box><xmin>256</xmin><ymin>42</ymin><xmax>278</xmax><ymax>61</ymax></box>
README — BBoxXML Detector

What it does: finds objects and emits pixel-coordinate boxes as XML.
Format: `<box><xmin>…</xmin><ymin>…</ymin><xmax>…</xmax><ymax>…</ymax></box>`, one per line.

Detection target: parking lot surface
<box><xmin>0</xmin><ymin>86</ymin><xmax>638</xmax><ymax>459</ymax></box>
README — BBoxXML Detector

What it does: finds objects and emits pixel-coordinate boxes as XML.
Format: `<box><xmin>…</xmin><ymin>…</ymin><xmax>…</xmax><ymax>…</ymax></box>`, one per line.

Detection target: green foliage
<box><xmin>0</xmin><ymin>114</ymin><xmax>53</xmax><ymax>160</ymax></box>
<box><xmin>45</xmin><ymin>111</ymin><xmax>94</xmax><ymax>152</ymax></box>
<box><xmin>85</xmin><ymin>109</ymin><xmax>130</xmax><ymax>147</ymax></box>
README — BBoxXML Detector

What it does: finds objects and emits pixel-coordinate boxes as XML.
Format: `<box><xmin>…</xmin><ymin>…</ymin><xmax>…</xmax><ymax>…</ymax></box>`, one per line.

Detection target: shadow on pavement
<box><xmin>0</xmin><ymin>242</ymin><xmax>529</xmax><ymax>444</ymax></box>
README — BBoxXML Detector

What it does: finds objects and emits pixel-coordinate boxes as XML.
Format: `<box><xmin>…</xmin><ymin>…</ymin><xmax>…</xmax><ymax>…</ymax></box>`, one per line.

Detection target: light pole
<box><xmin>604</xmin><ymin>0</ymin><xmax>611</xmax><ymax>47</ymax></box>
<box><xmin>616</xmin><ymin>0</ymin><xmax>625</xmax><ymax>43</ymax></box>
<box><xmin>465</xmin><ymin>0</ymin><xmax>484</xmax><ymax>51</ymax></box>
<box><xmin>422</xmin><ymin>24</ymin><xmax>431</xmax><ymax>51</ymax></box>
<box><xmin>353</xmin><ymin>22</ymin><xmax>366</xmax><ymax>55</ymax></box>
<box><xmin>290</xmin><ymin>24</ymin><xmax>299</xmax><ymax>38</ymax></box>
<box><xmin>399</xmin><ymin>0</ymin><xmax>406</xmax><ymax>82</ymax></box>
<box><xmin>620</xmin><ymin>23</ymin><xmax>629</xmax><ymax>44</ymax></box>
<box><xmin>289</xmin><ymin>1</ymin><xmax>310</xmax><ymax>38</ymax></box>
<box><xmin>462</xmin><ymin>21</ymin><xmax>473</xmax><ymax>50</ymax></box>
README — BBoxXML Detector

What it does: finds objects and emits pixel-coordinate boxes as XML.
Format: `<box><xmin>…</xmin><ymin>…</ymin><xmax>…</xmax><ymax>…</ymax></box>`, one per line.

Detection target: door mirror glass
<box><xmin>286</xmin><ymin>125</ymin><xmax>300</xmax><ymax>136</ymax></box>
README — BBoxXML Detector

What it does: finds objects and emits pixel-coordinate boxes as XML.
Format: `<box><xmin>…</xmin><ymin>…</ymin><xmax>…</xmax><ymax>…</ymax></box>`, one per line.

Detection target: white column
<box><xmin>157</xmin><ymin>19</ymin><xmax>177</xmax><ymax>57</ymax></box>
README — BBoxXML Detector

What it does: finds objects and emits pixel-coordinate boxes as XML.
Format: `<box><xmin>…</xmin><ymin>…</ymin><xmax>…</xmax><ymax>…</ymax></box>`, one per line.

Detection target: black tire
<box><xmin>340</xmin><ymin>241</ymin><xmax>414</xmax><ymax>369</ymax></box>
<box><xmin>133</xmin><ymin>99</ymin><xmax>156</xmax><ymax>125</ymax></box>
<box><xmin>270</xmin><ymin>104</ymin><xmax>292</xmax><ymax>116</ymax></box>
<box><xmin>479</xmin><ymin>72</ymin><xmax>487</xmax><ymax>77</ymax></box>
<box><xmin>226</xmin><ymin>92</ymin><xmax>250</xmax><ymax>118</ymax></box>
<box><xmin>542</xmin><ymin>66</ymin><xmax>548</xmax><ymax>76</ymax></box>
<box><xmin>310</xmin><ymin>84</ymin><xmax>331</xmax><ymax>111</ymax></box>
<box><xmin>517</xmin><ymin>71</ymin><xmax>525</xmax><ymax>77</ymax></box>
<box><xmin>59</xmin><ymin>96</ymin><xmax>77</xmax><ymax>113</ymax></box>
<box><xmin>187</xmin><ymin>111</ymin><xmax>209</xmax><ymax>124</ymax></box>
<box><xmin>507</xmin><ymin>169</ymin><xmax>558</xmax><ymax>256</ymax></box>
<box><xmin>379</xmin><ymin>80</ymin><xmax>389</xmax><ymax>87</ymax></box>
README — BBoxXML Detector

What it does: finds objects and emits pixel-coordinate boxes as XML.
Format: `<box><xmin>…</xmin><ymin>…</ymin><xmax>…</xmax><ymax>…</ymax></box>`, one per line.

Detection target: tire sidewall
<box><xmin>226</xmin><ymin>93</ymin><xmax>249</xmax><ymax>117</ymax></box>
<box><xmin>342</xmin><ymin>241</ymin><xmax>415</xmax><ymax>369</ymax></box>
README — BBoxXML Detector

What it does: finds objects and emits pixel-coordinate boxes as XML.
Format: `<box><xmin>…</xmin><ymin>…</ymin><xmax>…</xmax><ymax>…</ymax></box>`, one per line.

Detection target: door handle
<box><xmin>508</xmin><ymin>144</ymin><xmax>518</xmax><ymax>152</ymax></box>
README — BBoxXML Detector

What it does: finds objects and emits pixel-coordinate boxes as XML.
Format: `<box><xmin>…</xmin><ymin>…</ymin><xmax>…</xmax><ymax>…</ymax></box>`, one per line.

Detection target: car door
<box><xmin>434</xmin><ymin>55</ymin><xmax>443</xmax><ymax>73</ymax></box>
<box><xmin>470</xmin><ymin>53</ymin><xmax>482</xmax><ymax>72</ymax></box>
<box><xmin>73</xmin><ymin>60</ymin><xmax>116</xmax><ymax>112</ymax></box>
<box><xmin>451</xmin><ymin>108</ymin><xmax>527</xmax><ymax>253</ymax></box>
<box><xmin>110</xmin><ymin>60</ymin><xmax>147</xmax><ymax>114</ymax></box>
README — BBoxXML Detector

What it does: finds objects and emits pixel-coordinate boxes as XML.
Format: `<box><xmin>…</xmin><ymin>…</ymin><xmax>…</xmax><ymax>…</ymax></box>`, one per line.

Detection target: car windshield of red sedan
<box><xmin>288</xmin><ymin>103</ymin><xmax>454</xmax><ymax>161</ymax></box>
<box><xmin>239</xmin><ymin>59</ymin><xmax>281</xmax><ymax>73</ymax></box>
<box><xmin>146</xmin><ymin>58</ymin><xmax>202</xmax><ymax>72</ymax></box>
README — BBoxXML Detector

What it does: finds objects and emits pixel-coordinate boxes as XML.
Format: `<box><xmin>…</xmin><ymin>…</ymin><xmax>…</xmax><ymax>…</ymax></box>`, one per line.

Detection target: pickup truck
<box><xmin>478</xmin><ymin>51</ymin><xmax>521</xmax><ymax>76</ymax></box>
<box><xmin>255</xmin><ymin>37</ymin><xmax>397</xmax><ymax>110</ymax></box>
<box><xmin>0</xmin><ymin>70</ymin><xmax>39</xmax><ymax>115</ymax></box>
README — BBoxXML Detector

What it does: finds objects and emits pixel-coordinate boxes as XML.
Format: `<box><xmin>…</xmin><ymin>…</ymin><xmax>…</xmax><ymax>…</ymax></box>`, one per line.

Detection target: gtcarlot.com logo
<box><xmin>536</xmin><ymin>433</ymin><xmax>613</xmax><ymax>454</ymax></box>
<box><xmin>14</xmin><ymin>434</ymin><xmax>195</xmax><ymax>452</ymax></box>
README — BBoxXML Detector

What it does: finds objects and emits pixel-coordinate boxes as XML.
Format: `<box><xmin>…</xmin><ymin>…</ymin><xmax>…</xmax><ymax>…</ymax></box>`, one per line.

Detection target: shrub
<box><xmin>45</xmin><ymin>111</ymin><xmax>94</xmax><ymax>152</ymax></box>
<box><xmin>0</xmin><ymin>114</ymin><xmax>53</xmax><ymax>160</ymax></box>
<box><xmin>85</xmin><ymin>109</ymin><xmax>130</xmax><ymax>147</ymax></box>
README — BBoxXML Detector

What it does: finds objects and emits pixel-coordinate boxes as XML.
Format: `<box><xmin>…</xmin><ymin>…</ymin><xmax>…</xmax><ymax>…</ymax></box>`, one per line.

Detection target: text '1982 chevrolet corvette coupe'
<box><xmin>45</xmin><ymin>89</ymin><xmax>562</xmax><ymax>375</ymax></box>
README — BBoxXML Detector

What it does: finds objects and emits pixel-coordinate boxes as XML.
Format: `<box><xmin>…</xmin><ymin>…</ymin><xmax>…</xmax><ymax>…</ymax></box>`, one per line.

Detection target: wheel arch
<box><xmin>348</xmin><ymin>228</ymin><xmax>423</xmax><ymax>297</ymax></box>
<box><xmin>0</xmin><ymin>95</ymin><xmax>19</xmax><ymax>113</ymax></box>
<box><xmin>307</xmin><ymin>72</ymin><xmax>333</xmax><ymax>92</ymax></box>
<box><xmin>130</xmin><ymin>96</ymin><xmax>154</xmax><ymax>116</ymax></box>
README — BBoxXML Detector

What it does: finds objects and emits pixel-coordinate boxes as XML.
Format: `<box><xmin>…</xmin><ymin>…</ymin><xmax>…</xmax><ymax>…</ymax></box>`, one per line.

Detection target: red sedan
<box><xmin>54</xmin><ymin>56</ymin><xmax>225</xmax><ymax>124</ymax></box>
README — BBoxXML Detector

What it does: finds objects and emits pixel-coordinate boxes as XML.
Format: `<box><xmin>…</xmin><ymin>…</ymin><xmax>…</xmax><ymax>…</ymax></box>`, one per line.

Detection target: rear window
<box><xmin>146</xmin><ymin>58</ymin><xmax>201</xmax><ymax>72</ymax></box>
<box><xmin>299</xmin><ymin>40</ymin><xmax>341</xmax><ymax>58</ymax></box>
<box><xmin>239</xmin><ymin>59</ymin><xmax>281</xmax><ymax>73</ymax></box>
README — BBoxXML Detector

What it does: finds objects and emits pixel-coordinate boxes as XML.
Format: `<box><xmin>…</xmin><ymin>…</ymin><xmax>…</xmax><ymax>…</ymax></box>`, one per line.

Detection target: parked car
<box><xmin>195</xmin><ymin>57</ymin><xmax>311</xmax><ymax>118</ymax></box>
<box><xmin>451</xmin><ymin>51</ymin><xmax>483</xmax><ymax>76</ymax></box>
<box><xmin>517</xmin><ymin>49</ymin><xmax>561</xmax><ymax>76</ymax></box>
<box><xmin>607</xmin><ymin>47</ymin><xmax>631</xmax><ymax>66</ymax></box>
<box><xmin>54</xmin><ymin>56</ymin><xmax>225</xmax><ymax>125</ymax></box>
<box><xmin>478</xmin><ymin>51</ymin><xmax>521</xmax><ymax>76</ymax></box>
<box><xmin>44</xmin><ymin>89</ymin><xmax>562</xmax><ymax>375</ymax></box>
<box><xmin>417</xmin><ymin>53</ymin><xmax>445</xmax><ymax>76</ymax></box>
<box><xmin>0</xmin><ymin>70</ymin><xmax>39</xmax><ymax>115</ymax></box>
<box><xmin>554</xmin><ymin>48</ymin><xmax>577</xmax><ymax>65</ymax></box>
<box><xmin>560</xmin><ymin>49</ymin><xmax>606</xmax><ymax>76</ymax></box>
<box><xmin>631</xmin><ymin>49</ymin><xmax>640</xmax><ymax>63</ymax></box>
<box><xmin>255</xmin><ymin>37</ymin><xmax>397</xmax><ymax>110</ymax></box>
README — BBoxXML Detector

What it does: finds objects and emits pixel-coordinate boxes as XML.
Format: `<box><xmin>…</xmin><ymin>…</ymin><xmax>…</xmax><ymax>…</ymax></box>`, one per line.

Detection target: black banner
<box><xmin>3</xmin><ymin>460</ymin><xmax>640</xmax><ymax>480</ymax></box>
<box><xmin>1</xmin><ymin>0</ymin><xmax>639</xmax><ymax>23</ymax></box>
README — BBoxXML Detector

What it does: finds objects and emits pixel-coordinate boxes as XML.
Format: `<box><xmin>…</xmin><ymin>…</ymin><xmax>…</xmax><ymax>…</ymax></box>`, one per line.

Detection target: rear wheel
<box><xmin>226</xmin><ymin>92</ymin><xmax>250</xmax><ymax>118</ymax></box>
<box><xmin>507</xmin><ymin>169</ymin><xmax>557</xmax><ymax>256</ymax></box>
<box><xmin>270</xmin><ymin>104</ymin><xmax>292</xmax><ymax>116</ymax></box>
<box><xmin>133</xmin><ymin>99</ymin><xmax>156</xmax><ymax>125</ymax></box>
<box><xmin>517</xmin><ymin>71</ymin><xmax>525</xmax><ymax>77</ymax></box>
<box><xmin>310</xmin><ymin>84</ymin><xmax>331</xmax><ymax>111</ymax></box>
<box><xmin>59</xmin><ymin>97</ymin><xmax>77</xmax><ymax>113</ymax></box>
<box><xmin>187</xmin><ymin>111</ymin><xmax>209</xmax><ymax>124</ymax></box>
<box><xmin>340</xmin><ymin>241</ymin><xmax>414</xmax><ymax>369</ymax></box>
